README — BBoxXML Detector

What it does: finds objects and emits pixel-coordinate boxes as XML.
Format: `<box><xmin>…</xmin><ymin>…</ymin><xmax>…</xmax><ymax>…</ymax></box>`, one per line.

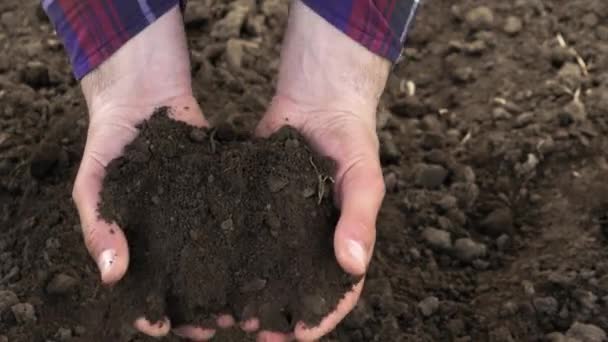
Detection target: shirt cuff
<box><xmin>43</xmin><ymin>0</ymin><xmax>182</xmax><ymax>80</ymax></box>
<box><xmin>300</xmin><ymin>0</ymin><xmax>420</xmax><ymax>62</ymax></box>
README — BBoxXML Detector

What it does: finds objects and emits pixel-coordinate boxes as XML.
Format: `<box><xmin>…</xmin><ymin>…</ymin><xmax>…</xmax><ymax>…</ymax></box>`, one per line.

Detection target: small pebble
<box><xmin>496</xmin><ymin>234</ymin><xmax>511</xmax><ymax>251</ymax></box>
<box><xmin>415</xmin><ymin>164</ymin><xmax>448</xmax><ymax>189</ymax></box>
<box><xmin>452</xmin><ymin>238</ymin><xmax>487</xmax><ymax>262</ymax></box>
<box><xmin>221</xmin><ymin>219</ymin><xmax>234</xmax><ymax>232</ymax></box>
<box><xmin>566</xmin><ymin>322</ymin><xmax>607</xmax><ymax>342</ymax></box>
<box><xmin>533</xmin><ymin>296</ymin><xmax>559</xmax><ymax>315</ymax></box>
<box><xmin>56</xmin><ymin>327</ymin><xmax>72</xmax><ymax>341</ymax></box>
<box><xmin>0</xmin><ymin>290</ymin><xmax>19</xmax><ymax>313</ymax></box>
<box><xmin>0</xmin><ymin>335</ymin><xmax>7</xmax><ymax>342</ymax></box>
<box><xmin>11</xmin><ymin>302</ymin><xmax>36</xmax><ymax>323</ymax></box>
<box><xmin>522</xmin><ymin>280</ymin><xmax>535</xmax><ymax>296</ymax></box>
<box><xmin>302</xmin><ymin>187</ymin><xmax>316</xmax><ymax>198</ymax></box>
<box><xmin>421</xmin><ymin>227</ymin><xmax>452</xmax><ymax>251</ymax></box>
<box><xmin>465</xmin><ymin>6</ymin><xmax>494</xmax><ymax>31</ymax></box>
<box><xmin>302</xmin><ymin>295</ymin><xmax>329</xmax><ymax>317</ymax></box>
<box><xmin>503</xmin><ymin>16</ymin><xmax>523</xmax><ymax>35</ymax></box>
<box><xmin>46</xmin><ymin>273</ymin><xmax>79</xmax><ymax>295</ymax></box>
<box><xmin>418</xmin><ymin>296</ymin><xmax>440</xmax><ymax>317</ymax></box>
<box><xmin>481</xmin><ymin>207</ymin><xmax>514</xmax><ymax>236</ymax></box>
<box><xmin>267</xmin><ymin>176</ymin><xmax>289</xmax><ymax>193</ymax></box>
<box><xmin>499</xmin><ymin>301</ymin><xmax>518</xmax><ymax>317</ymax></box>
<box><xmin>384</xmin><ymin>172</ymin><xmax>398</xmax><ymax>193</ymax></box>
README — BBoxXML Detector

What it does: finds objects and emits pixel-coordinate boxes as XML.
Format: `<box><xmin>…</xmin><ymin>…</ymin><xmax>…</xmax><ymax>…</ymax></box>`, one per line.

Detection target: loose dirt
<box><xmin>97</xmin><ymin>108</ymin><xmax>354</xmax><ymax>337</ymax></box>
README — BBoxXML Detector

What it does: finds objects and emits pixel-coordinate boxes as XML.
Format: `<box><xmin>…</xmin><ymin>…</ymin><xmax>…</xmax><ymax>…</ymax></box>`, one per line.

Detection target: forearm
<box><xmin>43</xmin><ymin>0</ymin><xmax>182</xmax><ymax>80</ymax></box>
<box><xmin>44</xmin><ymin>0</ymin><xmax>420</xmax><ymax>82</ymax></box>
<box><xmin>275</xmin><ymin>1</ymin><xmax>392</xmax><ymax>121</ymax></box>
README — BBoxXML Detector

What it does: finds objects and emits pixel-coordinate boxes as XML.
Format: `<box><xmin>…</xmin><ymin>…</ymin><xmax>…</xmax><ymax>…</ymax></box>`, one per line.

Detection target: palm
<box><xmin>256</xmin><ymin>96</ymin><xmax>385</xmax><ymax>341</ymax></box>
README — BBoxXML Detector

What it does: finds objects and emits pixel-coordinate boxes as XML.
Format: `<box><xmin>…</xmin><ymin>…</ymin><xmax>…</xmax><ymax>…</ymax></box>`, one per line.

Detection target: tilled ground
<box><xmin>1</xmin><ymin>0</ymin><xmax>608</xmax><ymax>341</ymax></box>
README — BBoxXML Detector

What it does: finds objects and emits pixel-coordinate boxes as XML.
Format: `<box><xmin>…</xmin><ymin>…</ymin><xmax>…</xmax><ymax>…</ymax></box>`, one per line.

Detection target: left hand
<box><xmin>251</xmin><ymin>2</ymin><xmax>390</xmax><ymax>340</ymax></box>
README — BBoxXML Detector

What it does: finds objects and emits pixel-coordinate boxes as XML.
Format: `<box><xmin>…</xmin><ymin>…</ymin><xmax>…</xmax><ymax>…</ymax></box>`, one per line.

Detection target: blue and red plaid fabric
<box><xmin>42</xmin><ymin>0</ymin><xmax>420</xmax><ymax>79</ymax></box>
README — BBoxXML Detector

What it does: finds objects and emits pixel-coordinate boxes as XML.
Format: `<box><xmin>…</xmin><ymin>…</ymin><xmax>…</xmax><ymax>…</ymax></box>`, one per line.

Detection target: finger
<box><xmin>217</xmin><ymin>314</ymin><xmax>236</xmax><ymax>328</ymax></box>
<box><xmin>173</xmin><ymin>326</ymin><xmax>216</xmax><ymax>341</ymax></box>
<box><xmin>334</xmin><ymin>159</ymin><xmax>384</xmax><ymax>275</ymax></box>
<box><xmin>134</xmin><ymin>317</ymin><xmax>171</xmax><ymax>337</ymax></box>
<box><xmin>73</xmin><ymin>155</ymin><xmax>129</xmax><ymax>285</ymax></box>
<box><xmin>256</xmin><ymin>331</ymin><xmax>293</xmax><ymax>342</ymax></box>
<box><xmin>294</xmin><ymin>279</ymin><xmax>364</xmax><ymax>341</ymax></box>
<box><xmin>240</xmin><ymin>318</ymin><xmax>260</xmax><ymax>332</ymax></box>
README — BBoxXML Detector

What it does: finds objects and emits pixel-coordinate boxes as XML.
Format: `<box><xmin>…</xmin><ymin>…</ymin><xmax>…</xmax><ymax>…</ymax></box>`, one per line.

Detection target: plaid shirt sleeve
<box><xmin>42</xmin><ymin>0</ymin><xmax>182</xmax><ymax>80</ymax></box>
<box><xmin>301</xmin><ymin>0</ymin><xmax>420</xmax><ymax>62</ymax></box>
<box><xmin>43</xmin><ymin>0</ymin><xmax>419</xmax><ymax>80</ymax></box>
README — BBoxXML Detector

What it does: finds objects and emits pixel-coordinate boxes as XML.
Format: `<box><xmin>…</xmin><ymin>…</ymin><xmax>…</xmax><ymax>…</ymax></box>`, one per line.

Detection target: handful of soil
<box><xmin>98</xmin><ymin>108</ymin><xmax>356</xmax><ymax>333</ymax></box>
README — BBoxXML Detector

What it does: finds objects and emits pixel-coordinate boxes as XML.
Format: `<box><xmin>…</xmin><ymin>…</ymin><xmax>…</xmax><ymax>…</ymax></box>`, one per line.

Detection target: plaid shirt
<box><xmin>43</xmin><ymin>0</ymin><xmax>420</xmax><ymax>79</ymax></box>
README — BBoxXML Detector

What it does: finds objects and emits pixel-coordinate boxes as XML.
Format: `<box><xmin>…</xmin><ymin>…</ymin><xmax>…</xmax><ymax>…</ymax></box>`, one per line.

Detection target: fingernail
<box><xmin>346</xmin><ymin>240</ymin><xmax>367</xmax><ymax>272</ymax></box>
<box><xmin>98</xmin><ymin>249</ymin><xmax>116</xmax><ymax>277</ymax></box>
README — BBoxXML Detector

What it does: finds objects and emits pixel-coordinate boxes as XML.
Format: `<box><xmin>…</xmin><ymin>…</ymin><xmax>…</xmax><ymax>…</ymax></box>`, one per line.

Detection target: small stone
<box><xmin>566</xmin><ymin>322</ymin><xmax>607</xmax><ymax>342</ymax></box>
<box><xmin>452</xmin><ymin>238</ymin><xmax>487</xmax><ymax>262</ymax></box>
<box><xmin>514</xmin><ymin>112</ymin><xmax>535</xmax><ymax>128</ymax></box>
<box><xmin>0</xmin><ymin>290</ymin><xmax>19</xmax><ymax>313</ymax></box>
<box><xmin>415</xmin><ymin>164</ymin><xmax>448</xmax><ymax>189</ymax></box>
<box><xmin>1</xmin><ymin>11</ymin><xmax>18</xmax><ymax>28</ymax></box>
<box><xmin>268</xmin><ymin>176</ymin><xmax>289</xmax><ymax>193</ymax></box>
<box><xmin>481</xmin><ymin>207</ymin><xmax>514</xmax><ymax>237</ymax></box>
<box><xmin>558</xmin><ymin>62</ymin><xmax>583</xmax><ymax>90</ymax></box>
<box><xmin>522</xmin><ymin>280</ymin><xmax>535</xmax><ymax>296</ymax></box>
<box><xmin>56</xmin><ymin>327</ymin><xmax>72</xmax><ymax>341</ymax></box>
<box><xmin>11</xmin><ymin>302</ymin><xmax>36</xmax><ymax>324</ymax></box>
<box><xmin>418</xmin><ymin>296</ymin><xmax>440</xmax><ymax>317</ymax></box>
<box><xmin>437</xmin><ymin>195</ymin><xmax>458</xmax><ymax>211</ymax></box>
<box><xmin>582</xmin><ymin>13</ymin><xmax>599</xmax><ymax>27</ymax></box>
<box><xmin>46</xmin><ymin>273</ymin><xmax>79</xmax><ymax>295</ymax></box>
<box><xmin>239</xmin><ymin>278</ymin><xmax>267</xmax><ymax>293</ymax></box>
<box><xmin>221</xmin><ymin>219</ymin><xmax>234</xmax><ymax>232</ymax></box>
<box><xmin>21</xmin><ymin>61</ymin><xmax>50</xmax><ymax>89</ymax></box>
<box><xmin>73</xmin><ymin>325</ymin><xmax>86</xmax><ymax>336</ymax></box>
<box><xmin>533</xmin><ymin>296</ymin><xmax>559</xmax><ymax>316</ymax></box>
<box><xmin>451</xmin><ymin>66</ymin><xmax>475</xmax><ymax>83</ymax></box>
<box><xmin>302</xmin><ymin>187</ymin><xmax>316</xmax><ymax>198</ymax></box>
<box><xmin>0</xmin><ymin>335</ymin><xmax>7</xmax><ymax>342</ymax></box>
<box><xmin>499</xmin><ymin>301</ymin><xmax>518</xmax><ymax>317</ymax></box>
<box><xmin>545</xmin><ymin>332</ymin><xmax>568</xmax><ymax>342</ymax></box>
<box><xmin>188</xmin><ymin>128</ymin><xmax>207</xmax><ymax>142</ymax></box>
<box><xmin>422</xmin><ymin>227</ymin><xmax>452</xmax><ymax>251</ymax></box>
<box><xmin>503</xmin><ymin>16</ymin><xmax>523</xmax><ymax>35</ymax></box>
<box><xmin>496</xmin><ymin>234</ymin><xmax>510</xmax><ymax>251</ymax></box>
<box><xmin>493</xmin><ymin>107</ymin><xmax>512</xmax><ymax>120</ymax></box>
<box><xmin>465</xmin><ymin>6</ymin><xmax>494</xmax><ymax>31</ymax></box>
<box><xmin>302</xmin><ymin>295</ymin><xmax>329</xmax><ymax>317</ymax></box>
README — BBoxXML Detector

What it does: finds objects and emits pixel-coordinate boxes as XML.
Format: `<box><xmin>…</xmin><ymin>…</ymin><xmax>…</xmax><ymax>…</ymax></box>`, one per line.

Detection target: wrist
<box><xmin>275</xmin><ymin>1</ymin><xmax>391</xmax><ymax>120</ymax></box>
<box><xmin>81</xmin><ymin>7</ymin><xmax>192</xmax><ymax>120</ymax></box>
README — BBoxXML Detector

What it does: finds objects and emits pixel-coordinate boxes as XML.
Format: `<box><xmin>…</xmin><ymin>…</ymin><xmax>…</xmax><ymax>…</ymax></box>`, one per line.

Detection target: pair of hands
<box><xmin>72</xmin><ymin>3</ymin><xmax>389</xmax><ymax>341</ymax></box>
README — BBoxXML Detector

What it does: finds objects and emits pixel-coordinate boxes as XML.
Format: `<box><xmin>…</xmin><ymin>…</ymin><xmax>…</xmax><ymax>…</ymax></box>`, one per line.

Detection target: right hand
<box><xmin>72</xmin><ymin>6</ymin><xmax>219</xmax><ymax>338</ymax></box>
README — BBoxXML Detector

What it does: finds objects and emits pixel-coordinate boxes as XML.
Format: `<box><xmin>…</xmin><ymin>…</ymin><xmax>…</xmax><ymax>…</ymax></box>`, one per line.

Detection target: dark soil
<box><xmin>1</xmin><ymin>0</ymin><xmax>608</xmax><ymax>341</ymax></box>
<box><xmin>97</xmin><ymin>108</ymin><xmax>354</xmax><ymax>335</ymax></box>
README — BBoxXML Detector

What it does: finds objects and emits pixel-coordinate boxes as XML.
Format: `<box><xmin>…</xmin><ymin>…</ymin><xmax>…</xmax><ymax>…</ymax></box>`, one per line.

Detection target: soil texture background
<box><xmin>1</xmin><ymin>0</ymin><xmax>608</xmax><ymax>341</ymax></box>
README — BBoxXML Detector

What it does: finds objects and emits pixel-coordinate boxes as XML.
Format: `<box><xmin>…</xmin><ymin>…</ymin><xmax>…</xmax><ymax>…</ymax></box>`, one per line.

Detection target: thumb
<box><xmin>73</xmin><ymin>151</ymin><xmax>129</xmax><ymax>285</ymax></box>
<box><xmin>333</xmin><ymin>157</ymin><xmax>385</xmax><ymax>276</ymax></box>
